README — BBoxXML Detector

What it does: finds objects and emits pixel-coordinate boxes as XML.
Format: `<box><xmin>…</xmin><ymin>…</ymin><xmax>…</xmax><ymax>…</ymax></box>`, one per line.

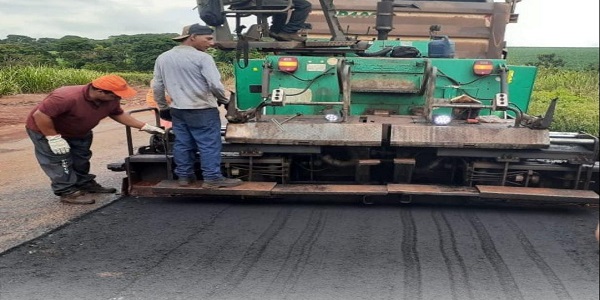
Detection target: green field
<box><xmin>507</xmin><ymin>47</ymin><xmax>599</xmax><ymax>70</ymax></box>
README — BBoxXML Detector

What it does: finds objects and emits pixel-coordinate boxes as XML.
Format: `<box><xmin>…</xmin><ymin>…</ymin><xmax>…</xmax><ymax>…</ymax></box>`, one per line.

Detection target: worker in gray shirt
<box><xmin>152</xmin><ymin>23</ymin><xmax>243</xmax><ymax>189</ymax></box>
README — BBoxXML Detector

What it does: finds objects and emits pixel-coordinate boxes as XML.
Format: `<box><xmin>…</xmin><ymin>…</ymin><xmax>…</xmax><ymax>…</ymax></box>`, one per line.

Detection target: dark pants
<box><xmin>26</xmin><ymin>128</ymin><xmax>96</xmax><ymax>195</ymax></box>
<box><xmin>271</xmin><ymin>0</ymin><xmax>312</xmax><ymax>34</ymax></box>
<box><xmin>171</xmin><ymin>108</ymin><xmax>223</xmax><ymax>181</ymax></box>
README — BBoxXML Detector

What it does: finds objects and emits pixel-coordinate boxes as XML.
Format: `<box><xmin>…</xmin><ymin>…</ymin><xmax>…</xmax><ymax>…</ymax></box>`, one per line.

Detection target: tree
<box><xmin>2</xmin><ymin>35</ymin><xmax>36</xmax><ymax>44</ymax></box>
<box><xmin>0</xmin><ymin>43</ymin><xmax>55</xmax><ymax>67</ymax></box>
<box><xmin>127</xmin><ymin>34</ymin><xmax>178</xmax><ymax>72</ymax></box>
<box><xmin>527</xmin><ymin>53</ymin><xmax>566</xmax><ymax>69</ymax></box>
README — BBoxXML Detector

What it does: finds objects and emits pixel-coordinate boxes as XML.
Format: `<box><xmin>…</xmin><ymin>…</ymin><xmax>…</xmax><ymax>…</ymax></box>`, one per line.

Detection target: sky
<box><xmin>0</xmin><ymin>0</ymin><xmax>598</xmax><ymax>47</ymax></box>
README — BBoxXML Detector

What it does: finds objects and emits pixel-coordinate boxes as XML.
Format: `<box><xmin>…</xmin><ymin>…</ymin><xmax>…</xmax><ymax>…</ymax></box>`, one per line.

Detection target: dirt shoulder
<box><xmin>0</xmin><ymin>86</ymin><xmax>150</xmax><ymax>143</ymax></box>
<box><xmin>0</xmin><ymin>86</ymin><xmax>152</xmax><ymax>253</ymax></box>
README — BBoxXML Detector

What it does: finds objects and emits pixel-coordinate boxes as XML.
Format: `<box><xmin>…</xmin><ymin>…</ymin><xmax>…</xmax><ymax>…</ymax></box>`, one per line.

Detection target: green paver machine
<box><xmin>112</xmin><ymin>0</ymin><xmax>599</xmax><ymax>204</ymax></box>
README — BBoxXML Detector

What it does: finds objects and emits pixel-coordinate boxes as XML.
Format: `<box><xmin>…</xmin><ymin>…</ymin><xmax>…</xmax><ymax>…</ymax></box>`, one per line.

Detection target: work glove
<box><xmin>218</xmin><ymin>100</ymin><xmax>230</xmax><ymax>110</ymax></box>
<box><xmin>46</xmin><ymin>135</ymin><xmax>70</xmax><ymax>155</ymax></box>
<box><xmin>140</xmin><ymin>123</ymin><xmax>165</xmax><ymax>135</ymax></box>
<box><xmin>159</xmin><ymin>109</ymin><xmax>172</xmax><ymax>121</ymax></box>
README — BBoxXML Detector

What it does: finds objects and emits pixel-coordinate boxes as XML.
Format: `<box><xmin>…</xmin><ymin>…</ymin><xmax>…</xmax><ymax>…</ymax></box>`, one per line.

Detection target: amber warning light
<box><xmin>278</xmin><ymin>57</ymin><xmax>299</xmax><ymax>72</ymax></box>
<box><xmin>473</xmin><ymin>60</ymin><xmax>494</xmax><ymax>75</ymax></box>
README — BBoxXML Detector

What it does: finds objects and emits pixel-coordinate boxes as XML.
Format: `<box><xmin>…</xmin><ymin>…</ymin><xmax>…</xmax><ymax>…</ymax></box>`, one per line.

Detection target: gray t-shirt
<box><xmin>152</xmin><ymin>45</ymin><xmax>228</xmax><ymax>110</ymax></box>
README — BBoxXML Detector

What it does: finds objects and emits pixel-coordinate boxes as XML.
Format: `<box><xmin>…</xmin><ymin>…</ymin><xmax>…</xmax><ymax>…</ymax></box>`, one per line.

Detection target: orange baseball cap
<box><xmin>91</xmin><ymin>74</ymin><xmax>137</xmax><ymax>99</ymax></box>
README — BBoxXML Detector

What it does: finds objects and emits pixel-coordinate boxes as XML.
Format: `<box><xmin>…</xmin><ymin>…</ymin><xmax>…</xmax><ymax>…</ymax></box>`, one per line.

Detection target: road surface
<box><xmin>0</xmin><ymin>196</ymin><xmax>598</xmax><ymax>300</ymax></box>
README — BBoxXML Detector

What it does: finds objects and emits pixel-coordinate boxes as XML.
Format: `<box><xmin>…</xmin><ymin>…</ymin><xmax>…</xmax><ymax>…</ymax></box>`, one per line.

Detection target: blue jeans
<box><xmin>171</xmin><ymin>108</ymin><xmax>223</xmax><ymax>181</ymax></box>
<box><xmin>271</xmin><ymin>0</ymin><xmax>312</xmax><ymax>33</ymax></box>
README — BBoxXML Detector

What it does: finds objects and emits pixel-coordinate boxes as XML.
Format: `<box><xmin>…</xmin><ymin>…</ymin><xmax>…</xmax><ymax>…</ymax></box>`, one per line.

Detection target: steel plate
<box><xmin>476</xmin><ymin>185</ymin><xmax>600</xmax><ymax>203</ymax></box>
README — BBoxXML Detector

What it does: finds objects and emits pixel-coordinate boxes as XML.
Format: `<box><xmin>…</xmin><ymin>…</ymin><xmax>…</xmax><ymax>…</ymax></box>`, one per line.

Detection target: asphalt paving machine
<box><xmin>110</xmin><ymin>0</ymin><xmax>599</xmax><ymax>205</ymax></box>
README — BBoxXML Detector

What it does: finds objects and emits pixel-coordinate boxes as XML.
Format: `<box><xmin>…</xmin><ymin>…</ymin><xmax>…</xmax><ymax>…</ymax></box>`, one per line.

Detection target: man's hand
<box><xmin>140</xmin><ymin>123</ymin><xmax>165</xmax><ymax>135</ymax></box>
<box><xmin>46</xmin><ymin>135</ymin><xmax>70</xmax><ymax>155</ymax></box>
<box><xmin>159</xmin><ymin>109</ymin><xmax>172</xmax><ymax>121</ymax></box>
<box><xmin>218</xmin><ymin>100</ymin><xmax>230</xmax><ymax>110</ymax></box>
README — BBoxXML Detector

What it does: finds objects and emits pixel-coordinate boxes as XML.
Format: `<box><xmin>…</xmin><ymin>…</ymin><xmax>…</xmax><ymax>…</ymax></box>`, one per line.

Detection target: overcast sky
<box><xmin>0</xmin><ymin>0</ymin><xmax>598</xmax><ymax>47</ymax></box>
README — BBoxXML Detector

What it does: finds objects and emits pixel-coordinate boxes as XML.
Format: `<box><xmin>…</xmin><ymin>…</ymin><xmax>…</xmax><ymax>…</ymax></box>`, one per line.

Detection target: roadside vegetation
<box><xmin>529</xmin><ymin>68</ymin><xmax>598</xmax><ymax>136</ymax></box>
<box><xmin>0</xmin><ymin>34</ymin><xmax>598</xmax><ymax>135</ymax></box>
<box><xmin>508</xmin><ymin>47</ymin><xmax>599</xmax><ymax>71</ymax></box>
<box><xmin>0</xmin><ymin>66</ymin><xmax>153</xmax><ymax>96</ymax></box>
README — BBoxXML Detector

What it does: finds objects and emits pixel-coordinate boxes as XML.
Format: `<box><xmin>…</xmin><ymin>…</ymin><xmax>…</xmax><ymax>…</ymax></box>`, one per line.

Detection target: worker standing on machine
<box><xmin>152</xmin><ymin>24</ymin><xmax>243</xmax><ymax>189</ymax></box>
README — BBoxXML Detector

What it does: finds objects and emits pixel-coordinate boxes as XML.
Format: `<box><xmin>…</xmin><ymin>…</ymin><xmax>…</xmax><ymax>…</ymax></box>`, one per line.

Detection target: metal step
<box><xmin>271</xmin><ymin>184</ymin><xmax>388</xmax><ymax>195</ymax></box>
<box><xmin>388</xmin><ymin>184</ymin><xmax>479</xmax><ymax>196</ymax></box>
<box><xmin>152</xmin><ymin>180</ymin><xmax>276</xmax><ymax>197</ymax></box>
<box><xmin>476</xmin><ymin>185</ymin><xmax>599</xmax><ymax>204</ymax></box>
<box><xmin>145</xmin><ymin>181</ymin><xmax>599</xmax><ymax>204</ymax></box>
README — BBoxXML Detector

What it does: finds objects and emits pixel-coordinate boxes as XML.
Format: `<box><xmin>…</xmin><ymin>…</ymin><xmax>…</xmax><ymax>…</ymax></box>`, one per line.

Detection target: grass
<box><xmin>529</xmin><ymin>68</ymin><xmax>598</xmax><ymax>136</ymax></box>
<box><xmin>508</xmin><ymin>47</ymin><xmax>599</xmax><ymax>70</ymax></box>
<box><xmin>0</xmin><ymin>66</ymin><xmax>152</xmax><ymax>95</ymax></box>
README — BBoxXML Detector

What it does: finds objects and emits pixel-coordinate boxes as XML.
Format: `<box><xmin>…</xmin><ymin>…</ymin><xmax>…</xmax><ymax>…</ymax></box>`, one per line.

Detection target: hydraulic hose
<box><xmin>356</xmin><ymin>47</ymin><xmax>393</xmax><ymax>57</ymax></box>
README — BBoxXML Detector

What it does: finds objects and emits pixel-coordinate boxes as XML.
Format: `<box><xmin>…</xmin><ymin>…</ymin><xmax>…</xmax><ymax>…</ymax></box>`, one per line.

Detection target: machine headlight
<box><xmin>323</xmin><ymin>109</ymin><xmax>342</xmax><ymax>123</ymax></box>
<box><xmin>433</xmin><ymin>114</ymin><xmax>452</xmax><ymax>126</ymax></box>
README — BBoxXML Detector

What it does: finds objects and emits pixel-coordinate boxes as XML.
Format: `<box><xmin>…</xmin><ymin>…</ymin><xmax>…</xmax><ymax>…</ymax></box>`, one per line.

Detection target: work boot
<box><xmin>80</xmin><ymin>181</ymin><xmax>117</xmax><ymax>193</ymax></box>
<box><xmin>270</xmin><ymin>32</ymin><xmax>306</xmax><ymax>42</ymax></box>
<box><xmin>60</xmin><ymin>190</ymin><xmax>95</xmax><ymax>205</ymax></box>
<box><xmin>178</xmin><ymin>177</ymin><xmax>196</xmax><ymax>187</ymax></box>
<box><xmin>202</xmin><ymin>177</ymin><xmax>243</xmax><ymax>189</ymax></box>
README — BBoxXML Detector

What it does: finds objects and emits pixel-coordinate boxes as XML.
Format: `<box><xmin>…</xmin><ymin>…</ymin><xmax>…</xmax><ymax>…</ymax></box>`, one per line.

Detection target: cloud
<box><xmin>505</xmin><ymin>0</ymin><xmax>599</xmax><ymax>47</ymax></box>
<box><xmin>0</xmin><ymin>0</ymin><xmax>201</xmax><ymax>39</ymax></box>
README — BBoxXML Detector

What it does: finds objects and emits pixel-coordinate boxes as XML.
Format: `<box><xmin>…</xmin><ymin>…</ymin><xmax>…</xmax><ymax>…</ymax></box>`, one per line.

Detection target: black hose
<box><xmin>356</xmin><ymin>47</ymin><xmax>393</xmax><ymax>57</ymax></box>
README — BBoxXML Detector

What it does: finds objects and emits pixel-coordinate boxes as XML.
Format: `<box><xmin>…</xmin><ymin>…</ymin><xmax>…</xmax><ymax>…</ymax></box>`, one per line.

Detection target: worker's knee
<box><xmin>293</xmin><ymin>0</ymin><xmax>312</xmax><ymax>10</ymax></box>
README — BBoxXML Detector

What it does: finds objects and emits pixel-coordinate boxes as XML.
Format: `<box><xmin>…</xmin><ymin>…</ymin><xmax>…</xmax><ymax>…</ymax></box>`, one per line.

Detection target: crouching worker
<box><xmin>25</xmin><ymin>74</ymin><xmax>165</xmax><ymax>205</ymax></box>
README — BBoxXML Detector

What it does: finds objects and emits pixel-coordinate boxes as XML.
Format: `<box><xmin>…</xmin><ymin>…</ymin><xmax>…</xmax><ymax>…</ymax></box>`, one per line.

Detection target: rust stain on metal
<box><xmin>352</xmin><ymin>79</ymin><xmax>417</xmax><ymax>92</ymax></box>
<box><xmin>227</xmin><ymin>120</ymin><xmax>382</xmax><ymax>146</ymax></box>
<box><xmin>388</xmin><ymin>184</ymin><xmax>479</xmax><ymax>196</ymax></box>
<box><xmin>476</xmin><ymin>185</ymin><xmax>600</xmax><ymax>203</ymax></box>
<box><xmin>391</xmin><ymin>123</ymin><xmax>550</xmax><ymax>149</ymax></box>
<box><xmin>151</xmin><ymin>180</ymin><xmax>276</xmax><ymax>197</ymax></box>
<box><xmin>272</xmin><ymin>184</ymin><xmax>388</xmax><ymax>195</ymax></box>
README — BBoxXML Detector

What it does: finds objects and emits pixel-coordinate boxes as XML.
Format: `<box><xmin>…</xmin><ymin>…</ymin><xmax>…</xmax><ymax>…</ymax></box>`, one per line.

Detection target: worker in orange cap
<box><xmin>25</xmin><ymin>74</ymin><xmax>165</xmax><ymax>205</ymax></box>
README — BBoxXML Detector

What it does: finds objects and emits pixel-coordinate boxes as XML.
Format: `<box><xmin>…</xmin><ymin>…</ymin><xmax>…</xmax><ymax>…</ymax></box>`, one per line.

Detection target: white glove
<box><xmin>140</xmin><ymin>123</ymin><xmax>165</xmax><ymax>134</ymax></box>
<box><xmin>46</xmin><ymin>135</ymin><xmax>70</xmax><ymax>155</ymax></box>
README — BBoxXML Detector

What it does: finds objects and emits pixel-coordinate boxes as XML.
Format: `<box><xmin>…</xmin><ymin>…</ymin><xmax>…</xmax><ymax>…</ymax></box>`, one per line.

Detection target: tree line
<box><xmin>0</xmin><ymin>34</ymin><xmax>242</xmax><ymax>73</ymax></box>
<box><xmin>0</xmin><ymin>34</ymin><xmax>177</xmax><ymax>72</ymax></box>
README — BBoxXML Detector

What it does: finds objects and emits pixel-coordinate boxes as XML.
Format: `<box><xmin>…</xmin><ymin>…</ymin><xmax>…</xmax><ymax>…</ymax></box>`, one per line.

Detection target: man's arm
<box><xmin>109</xmin><ymin>113</ymin><xmax>146</xmax><ymax>129</ymax></box>
<box><xmin>152</xmin><ymin>61</ymin><xmax>170</xmax><ymax>111</ymax></box>
<box><xmin>32</xmin><ymin>109</ymin><xmax>71</xmax><ymax>155</ymax></box>
<box><xmin>110</xmin><ymin>113</ymin><xmax>165</xmax><ymax>134</ymax></box>
<box><xmin>31</xmin><ymin>110</ymin><xmax>59</xmax><ymax>136</ymax></box>
<box><xmin>203</xmin><ymin>57</ymin><xmax>230</xmax><ymax>104</ymax></box>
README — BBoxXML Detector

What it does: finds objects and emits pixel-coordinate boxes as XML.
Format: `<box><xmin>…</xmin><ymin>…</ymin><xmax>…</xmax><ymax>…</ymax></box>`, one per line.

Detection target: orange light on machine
<box><xmin>278</xmin><ymin>57</ymin><xmax>299</xmax><ymax>73</ymax></box>
<box><xmin>473</xmin><ymin>60</ymin><xmax>494</xmax><ymax>75</ymax></box>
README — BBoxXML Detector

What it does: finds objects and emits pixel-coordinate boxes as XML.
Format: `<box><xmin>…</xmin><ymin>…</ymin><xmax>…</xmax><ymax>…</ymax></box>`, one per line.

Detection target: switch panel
<box><xmin>271</xmin><ymin>89</ymin><xmax>285</xmax><ymax>106</ymax></box>
<box><xmin>494</xmin><ymin>93</ymin><xmax>508</xmax><ymax>110</ymax></box>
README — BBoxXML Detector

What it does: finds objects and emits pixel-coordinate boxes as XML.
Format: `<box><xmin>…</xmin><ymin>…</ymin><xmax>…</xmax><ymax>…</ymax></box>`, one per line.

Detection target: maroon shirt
<box><xmin>26</xmin><ymin>84</ymin><xmax>124</xmax><ymax>138</ymax></box>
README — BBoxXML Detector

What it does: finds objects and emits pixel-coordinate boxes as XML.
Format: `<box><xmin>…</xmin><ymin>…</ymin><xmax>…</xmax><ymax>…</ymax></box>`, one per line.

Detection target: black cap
<box><xmin>172</xmin><ymin>24</ymin><xmax>214</xmax><ymax>41</ymax></box>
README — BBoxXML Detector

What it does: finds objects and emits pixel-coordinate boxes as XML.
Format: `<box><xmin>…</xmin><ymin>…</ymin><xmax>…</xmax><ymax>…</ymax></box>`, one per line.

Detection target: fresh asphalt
<box><xmin>0</xmin><ymin>196</ymin><xmax>598</xmax><ymax>300</ymax></box>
